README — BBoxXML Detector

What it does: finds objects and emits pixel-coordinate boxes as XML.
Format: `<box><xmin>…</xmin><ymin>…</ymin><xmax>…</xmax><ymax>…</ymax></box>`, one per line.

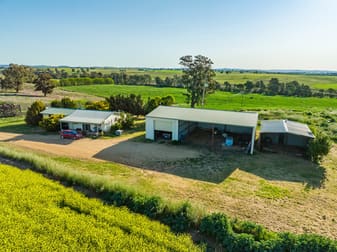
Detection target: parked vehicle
<box><xmin>60</xmin><ymin>130</ymin><xmax>83</xmax><ymax>140</ymax></box>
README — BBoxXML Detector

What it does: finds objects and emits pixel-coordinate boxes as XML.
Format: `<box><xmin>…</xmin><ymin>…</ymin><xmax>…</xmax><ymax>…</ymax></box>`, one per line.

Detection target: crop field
<box><xmin>54</xmin><ymin>67</ymin><xmax>337</xmax><ymax>89</ymax></box>
<box><xmin>0</xmin><ymin>164</ymin><xmax>200</xmax><ymax>251</ymax></box>
<box><xmin>62</xmin><ymin>84</ymin><xmax>337</xmax><ymax>111</ymax></box>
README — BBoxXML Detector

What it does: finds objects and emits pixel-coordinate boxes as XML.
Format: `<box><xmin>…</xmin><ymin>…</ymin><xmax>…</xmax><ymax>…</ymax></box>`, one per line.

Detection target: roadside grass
<box><xmin>1</xmin><ymin>142</ymin><xmax>336</xmax><ymax>239</ymax></box>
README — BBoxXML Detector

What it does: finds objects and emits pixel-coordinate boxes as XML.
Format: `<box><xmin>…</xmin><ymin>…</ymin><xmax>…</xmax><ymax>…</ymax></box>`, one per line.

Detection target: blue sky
<box><xmin>1</xmin><ymin>0</ymin><xmax>337</xmax><ymax>70</ymax></box>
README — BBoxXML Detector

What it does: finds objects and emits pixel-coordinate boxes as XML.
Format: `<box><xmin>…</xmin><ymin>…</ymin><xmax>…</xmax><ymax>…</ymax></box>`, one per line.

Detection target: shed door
<box><xmin>154</xmin><ymin>119</ymin><xmax>172</xmax><ymax>132</ymax></box>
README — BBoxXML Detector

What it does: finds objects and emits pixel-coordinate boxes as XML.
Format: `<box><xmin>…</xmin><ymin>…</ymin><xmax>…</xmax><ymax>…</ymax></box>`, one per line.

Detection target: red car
<box><xmin>60</xmin><ymin>130</ymin><xmax>82</xmax><ymax>140</ymax></box>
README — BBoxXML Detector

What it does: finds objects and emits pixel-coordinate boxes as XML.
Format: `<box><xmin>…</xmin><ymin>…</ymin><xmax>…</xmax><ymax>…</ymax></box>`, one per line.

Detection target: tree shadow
<box><xmin>93</xmin><ymin>138</ymin><xmax>327</xmax><ymax>189</ymax></box>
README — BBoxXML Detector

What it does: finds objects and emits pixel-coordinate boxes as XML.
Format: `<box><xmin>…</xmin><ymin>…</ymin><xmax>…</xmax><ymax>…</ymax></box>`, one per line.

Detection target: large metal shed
<box><xmin>145</xmin><ymin>106</ymin><xmax>258</xmax><ymax>154</ymax></box>
<box><xmin>260</xmin><ymin>120</ymin><xmax>315</xmax><ymax>148</ymax></box>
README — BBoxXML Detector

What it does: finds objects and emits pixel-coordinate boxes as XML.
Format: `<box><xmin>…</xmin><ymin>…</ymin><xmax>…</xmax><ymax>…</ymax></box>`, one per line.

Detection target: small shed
<box><xmin>59</xmin><ymin>110</ymin><xmax>119</xmax><ymax>133</ymax></box>
<box><xmin>260</xmin><ymin>120</ymin><xmax>314</xmax><ymax>148</ymax></box>
<box><xmin>145</xmin><ymin>106</ymin><xmax>258</xmax><ymax>154</ymax></box>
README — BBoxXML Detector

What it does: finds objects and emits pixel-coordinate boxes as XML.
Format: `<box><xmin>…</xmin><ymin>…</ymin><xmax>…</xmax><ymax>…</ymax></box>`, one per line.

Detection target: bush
<box><xmin>50</xmin><ymin>97</ymin><xmax>78</xmax><ymax>108</ymax></box>
<box><xmin>25</xmin><ymin>101</ymin><xmax>46</xmax><ymax>126</ymax></box>
<box><xmin>39</xmin><ymin>114</ymin><xmax>63</xmax><ymax>131</ymax></box>
<box><xmin>0</xmin><ymin>103</ymin><xmax>21</xmax><ymax>117</ymax></box>
<box><xmin>112</xmin><ymin>113</ymin><xmax>135</xmax><ymax>131</ymax></box>
<box><xmin>307</xmin><ymin>132</ymin><xmax>332</xmax><ymax>163</ymax></box>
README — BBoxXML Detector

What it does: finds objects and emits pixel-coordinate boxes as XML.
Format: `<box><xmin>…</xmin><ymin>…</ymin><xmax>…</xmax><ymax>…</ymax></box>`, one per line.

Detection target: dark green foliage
<box><xmin>25</xmin><ymin>101</ymin><xmax>46</xmax><ymax>126</ymax></box>
<box><xmin>2</xmin><ymin>64</ymin><xmax>34</xmax><ymax>92</ymax></box>
<box><xmin>160</xmin><ymin>203</ymin><xmax>193</xmax><ymax>233</ymax></box>
<box><xmin>113</xmin><ymin>113</ymin><xmax>135</xmax><ymax>130</ymax></box>
<box><xmin>34</xmin><ymin>72</ymin><xmax>55</xmax><ymax>96</ymax></box>
<box><xmin>200</xmin><ymin>213</ymin><xmax>337</xmax><ymax>251</ymax></box>
<box><xmin>106</xmin><ymin>94</ymin><xmax>144</xmax><ymax>115</ymax></box>
<box><xmin>50</xmin><ymin>97</ymin><xmax>78</xmax><ymax>108</ymax></box>
<box><xmin>179</xmin><ymin>55</ymin><xmax>216</xmax><ymax>108</ymax></box>
<box><xmin>39</xmin><ymin>114</ymin><xmax>63</xmax><ymax>132</ymax></box>
<box><xmin>307</xmin><ymin>131</ymin><xmax>332</xmax><ymax>163</ymax></box>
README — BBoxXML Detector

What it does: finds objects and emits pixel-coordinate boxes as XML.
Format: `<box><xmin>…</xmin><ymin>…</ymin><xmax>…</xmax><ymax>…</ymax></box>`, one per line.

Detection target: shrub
<box><xmin>25</xmin><ymin>101</ymin><xmax>46</xmax><ymax>126</ymax></box>
<box><xmin>50</xmin><ymin>97</ymin><xmax>78</xmax><ymax>108</ymax></box>
<box><xmin>307</xmin><ymin>131</ymin><xmax>332</xmax><ymax>163</ymax></box>
<box><xmin>0</xmin><ymin>103</ymin><xmax>21</xmax><ymax>117</ymax></box>
<box><xmin>112</xmin><ymin>113</ymin><xmax>135</xmax><ymax>131</ymax></box>
<box><xmin>39</xmin><ymin>114</ymin><xmax>64</xmax><ymax>131</ymax></box>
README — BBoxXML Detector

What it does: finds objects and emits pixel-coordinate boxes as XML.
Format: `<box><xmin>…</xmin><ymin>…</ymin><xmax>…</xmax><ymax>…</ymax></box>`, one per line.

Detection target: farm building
<box><xmin>145</xmin><ymin>106</ymin><xmax>258</xmax><ymax>154</ymax></box>
<box><xmin>260</xmin><ymin>120</ymin><xmax>314</xmax><ymax>148</ymax></box>
<box><xmin>40</xmin><ymin>107</ymin><xmax>76</xmax><ymax>118</ymax></box>
<box><xmin>40</xmin><ymin>108</ymin><xmax>120</xmax><ymax>134</ymax></box>
<box><xmin>59</xmin><ymin>110</ymin><xmax>119</xmax><ymax>133</ymax></box>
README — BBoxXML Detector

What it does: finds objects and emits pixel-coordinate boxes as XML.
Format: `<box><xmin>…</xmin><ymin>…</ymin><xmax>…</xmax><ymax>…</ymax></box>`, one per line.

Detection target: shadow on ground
<box><xmin>93</xmin><ymin>137</ymin><xmax>326</xmax><ymax>189</ymax></box>
<box><xmin>1</xmin><ymin>133</ymin><xmax>75</xmax><ymax>146</ymax></box>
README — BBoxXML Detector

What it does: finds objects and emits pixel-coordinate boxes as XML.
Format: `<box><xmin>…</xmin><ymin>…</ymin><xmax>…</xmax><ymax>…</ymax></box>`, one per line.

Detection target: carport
<box><xmin>145</xmin><ymin>106</ymin><xmax>258</xmax><ymax>154</ymax></box>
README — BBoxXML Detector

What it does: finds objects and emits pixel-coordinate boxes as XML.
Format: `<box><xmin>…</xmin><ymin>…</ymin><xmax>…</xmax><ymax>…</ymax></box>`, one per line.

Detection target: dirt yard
<box><xmin>0</xmin><ymin>132</ymin><xmax>201</xmax><ymax>163</ymax></box>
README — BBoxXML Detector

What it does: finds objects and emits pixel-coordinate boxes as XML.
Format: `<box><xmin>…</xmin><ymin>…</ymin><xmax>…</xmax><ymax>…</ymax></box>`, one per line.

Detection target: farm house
<box><xmin>40</xmin><ymin>107</ymin><xmax>76</xmax><ymax>118</ymax></box>
<box><xmin>59</xmin><ymin>110</ymin><xmax>120</xmax><ymax>134</ymax></box>
<box><xmin>260</xmin><ymin>120</ymin><xmax>315</xmax><ymax>148</ymax></box>
<box><xmin>145</xmin><ymin>106</ymin><xmax>258</xmax><ymax>154</ymax></box>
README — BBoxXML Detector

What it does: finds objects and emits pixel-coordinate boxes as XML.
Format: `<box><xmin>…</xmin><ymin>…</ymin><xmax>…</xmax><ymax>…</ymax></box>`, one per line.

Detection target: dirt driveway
<box><xmin>0</xmin><ymin>132</ymin><xmax>201</xmax><ymax>164</ymax></box>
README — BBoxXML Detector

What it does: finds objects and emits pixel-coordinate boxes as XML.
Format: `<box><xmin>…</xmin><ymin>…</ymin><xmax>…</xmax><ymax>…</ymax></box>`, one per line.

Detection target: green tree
<box><xmin>39</xmin><ymin>114</ymin><xmax>63</xmax><ymax>131</ymax></box>
<box><xmin>25</xmin><ymin>101</ymin><xmax>46</xmax><ymax>126</ymax></box>
<box><xmin>179</xmin><ymin>55</ymin><xmax>216</xmax><ymax>108</ymax></box>
<box><xmin>34</xmin><ymin>72</ymin><xmax>55</xmax><ymax>96</ymax></box>
<box><xmin>307</xmin><ymin>132</ymin><xmax>332</xmax><ymax>163</ymax></box>
<box><xmin>2</xmin><ymin>64</ymin><xmax>33</xmax><ymax>93</ymax></box>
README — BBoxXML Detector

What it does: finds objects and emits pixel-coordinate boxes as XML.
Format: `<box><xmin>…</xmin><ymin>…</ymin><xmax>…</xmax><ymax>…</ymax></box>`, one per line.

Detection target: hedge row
<box><xmin>0</xmin><ymin>145</ymin><xmax>336</xmax><ymax>251</ymax></box>
<box><xmin>200</xmin><ymin>213</ymin><xmax>337</xmax><ymax>252</ymax></box>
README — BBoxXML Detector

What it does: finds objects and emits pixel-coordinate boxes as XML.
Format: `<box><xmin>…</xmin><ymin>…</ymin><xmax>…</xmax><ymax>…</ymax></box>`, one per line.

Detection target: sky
<box><xmin>1</xmin><ymin>0</ymin><xmax>337</xmax><ymax>70</ymax></box>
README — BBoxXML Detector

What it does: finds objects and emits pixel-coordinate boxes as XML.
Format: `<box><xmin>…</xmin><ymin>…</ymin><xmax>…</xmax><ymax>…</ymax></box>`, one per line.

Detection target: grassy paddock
<box><xmin>61</xmin><ymin>84</ymin><xmax>337</xmax><ymax>111</ymax></box>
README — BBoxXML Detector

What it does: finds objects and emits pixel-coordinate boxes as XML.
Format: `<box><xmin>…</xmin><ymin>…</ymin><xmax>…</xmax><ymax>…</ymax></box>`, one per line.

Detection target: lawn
<box><xmin>0</xmin><ymin>163</ymin><xmax>200</xmax><ymax>251</ymax></box>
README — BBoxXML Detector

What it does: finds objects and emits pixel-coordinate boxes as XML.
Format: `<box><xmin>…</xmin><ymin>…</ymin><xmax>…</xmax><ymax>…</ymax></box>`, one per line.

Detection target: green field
<box><xmin>0</xmin><ymin>164</ymin><xmax>200</xmax><ymax>251</ymax></box>
<box><xmin>53</xmin><ymin>67</ymin><xmax>337</xmax><ymax>89</ymax></box>
<box><xmin>62</xmin><ymin>84</ymin><xmax>337</xmax><ymax>111</ymax></box>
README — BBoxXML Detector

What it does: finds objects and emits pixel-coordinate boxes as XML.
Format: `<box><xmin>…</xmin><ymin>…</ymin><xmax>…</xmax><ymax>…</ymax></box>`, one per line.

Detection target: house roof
<box><xmin>146</xmin><ymin>106</ymin><xmax>258</xmax><ymax>128</ymax></box>
<box><xmin>260</xmin><ymin>120</ymin><xmax>315</xmax><ymax>138</ymax></box>
<box><xmin>60</xmin><ymin>110</ymin><xmax>117</xmax><ymax>125</ymax></box>
<box><xmin>40</xmin><ymin>107</ymin><xmax>76</xmax><ymax>116</ymax></box>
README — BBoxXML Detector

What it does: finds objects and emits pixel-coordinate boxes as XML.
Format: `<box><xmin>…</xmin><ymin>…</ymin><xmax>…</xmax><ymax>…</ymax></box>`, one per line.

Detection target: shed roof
<box><xmin>60</xmin><ymin>110</ymin><xmax>117</xmax><ymax>124</ymax></box>
<box><xmin>40</xmin><ymin>107</ymin><xmax>76</xmax><ymax>116</ymax></box>
<box><xmin>260</xmin><ymin>120</ymin><xmax>314</xmax><ymax>138</ymax></box>
<box><xmin>146</xmin><ymin>106</ymin><xmax>258</xmax><ymax>128</ymax></box>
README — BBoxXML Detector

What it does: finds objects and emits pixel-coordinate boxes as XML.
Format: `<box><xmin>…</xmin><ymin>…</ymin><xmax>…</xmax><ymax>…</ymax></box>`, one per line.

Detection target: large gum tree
<box><xmin>179</xmin><ymin>55</ymin><xmax>216</xmax><ymax>108</ymax></box>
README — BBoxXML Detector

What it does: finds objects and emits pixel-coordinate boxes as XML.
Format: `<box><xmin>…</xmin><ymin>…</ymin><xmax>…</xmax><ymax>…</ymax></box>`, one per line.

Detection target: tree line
<box><xmin>219</xmin><ymin>78</ymin><xmax>337</xmax><ymax>98</ymax></box>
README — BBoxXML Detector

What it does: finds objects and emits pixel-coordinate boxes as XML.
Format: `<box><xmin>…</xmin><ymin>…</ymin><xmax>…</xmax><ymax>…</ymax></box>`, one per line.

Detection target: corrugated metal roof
<box><xmin>146</xmin><ymin>106</ymin><xmax>258</xmax><ymax>128</ymax></box>
<box><xmin>40</xmin><ymin>107</ymin><xmax>76</xmax><ymax>115</ymax></box>
<box><xmin>260</xmin><ymin>120</ymin><xmax>315</xmax><ymax>138</ymax></box>
<box><xmin>60</xmin><ymin>110</ymin><xmax>117</xmax><ymax>124</ymax></box>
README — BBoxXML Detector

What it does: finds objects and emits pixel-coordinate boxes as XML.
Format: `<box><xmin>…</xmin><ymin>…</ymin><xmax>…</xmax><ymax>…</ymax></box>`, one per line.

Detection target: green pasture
<box><xmin>61</xmin><ymin>84</ymin><xmax>337</xmax><ymax>111</ymax></box>
<box><xmin>52</xmin><ymin>67</ymin><xmax>337</xmax><ymax>89</ymax></box>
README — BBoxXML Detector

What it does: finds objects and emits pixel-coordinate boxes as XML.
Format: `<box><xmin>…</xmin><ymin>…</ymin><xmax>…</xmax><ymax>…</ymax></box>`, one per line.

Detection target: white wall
<box><xmin>145</xmin><ymin>117</ymin><xmax>179</xmax><ymax>140</ymax></box>
<box><xmin>145</xmin><ymin>117</ymin><xmax>154</xmax><ymax>140</ymax></box>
